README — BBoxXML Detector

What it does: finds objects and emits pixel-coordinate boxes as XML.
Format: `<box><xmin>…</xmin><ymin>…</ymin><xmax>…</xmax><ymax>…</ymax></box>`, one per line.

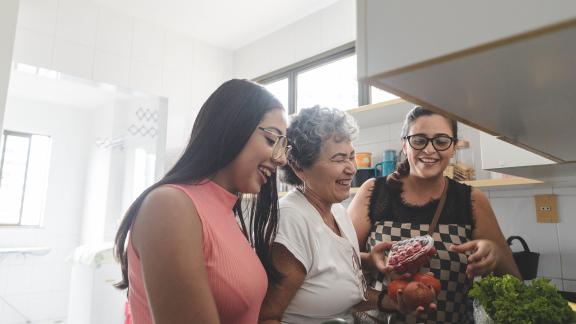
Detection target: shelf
<box><xmin>278</xmin><ymin>177</ymin><xmax>541</xmax><ymax>196</ymax></box>
<box><xmin>461</xmin><ymin>177</ymin><xmax>543</xmax><ymax>188</ymax></box>
<box><xmin>346</xmin><ymin>99</ymin><xmax>413</xmax><ymax>128</ymax></box>
<box><xmin>0</xmin><ymin>246</ymin><xmax>51</xmax><ymax>256</ymax></box>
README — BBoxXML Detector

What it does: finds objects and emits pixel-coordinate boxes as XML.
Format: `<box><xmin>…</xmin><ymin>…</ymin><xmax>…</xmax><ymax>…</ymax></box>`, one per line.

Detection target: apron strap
<box><xmin>428</xmin><ymin>177</ymin><xmax>449</xmax><ymax>236</ymax></box>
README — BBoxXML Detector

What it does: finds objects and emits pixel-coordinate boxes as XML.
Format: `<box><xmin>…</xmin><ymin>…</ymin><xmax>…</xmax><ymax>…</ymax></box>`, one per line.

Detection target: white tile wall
<box><xmin>92</xmin><ymin>50</ymin><xmax>130</xmax><ymax>87</ymax></box>
<box><xmin>129</xmin><ymin>57</ymin><xmax>163</xmax><ymax>95</ymax></box>
<box><xmin>564</xmin><ymin>279</ymin><xmax>576</xmax><ymax>292</ymax></box>
<box><xmin>95</xmin><ymin>7</ymin><xmax>133</xmax><ymax>57</ymax></box>
<box><xmin>389</xmin><ymin>121</ymin><xmax>403</xmax><ymax>140</ymax></box>
<box><xmin>13</xmin><ymin>28</ymin><xmax>54</xmax><ymax>68</ymax></box>
<box><xmin>17</xmin><ymin>0</ymin><xmax>58</xmax><ymax>35</ymax></box>
<box><xmin>556</xmin><ymin>191</ymin><xmax>576</xmax><ymax>280</ymax></box>
<box><xmin>52</xmin><ymin>39</ymin><xmax>94</xmax><ymax>79</ymax></box>
<box><xmin>131</xmin><ymin>19</ymin><xmax>166</xmax><ymax>64</ymax></box>
<box><xmin>355</xmin><ymin>122</ymin><xmax>403</xmax><ymax>167</ymax></box>
<box><xmin>55</xmin><ymin>0</ymin><xmax>98</xmax><ymax>47</ymax></box>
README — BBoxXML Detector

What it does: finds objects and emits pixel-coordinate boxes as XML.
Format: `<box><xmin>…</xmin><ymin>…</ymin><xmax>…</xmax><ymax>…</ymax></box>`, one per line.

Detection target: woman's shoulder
<box><xmin>144</xmin><ymin>185</ymin><xmax>196</xmax><ymax>211</ymax></box>
<box><xmin>278</xmin><ymin>191</ymin><xmax>315</xmax><ymax>223</ymax></box>
<box><xmin>131</xmin><ymin>186</ymin><xmax>202</xmax><ymax>255</ymax></box>
<box><xmin>446</xmin><ymin>177</ymin><xmax>472</xmax><ymax>194</ymax></box>
<box><xmin>279</xmin><ymin>189</ymin><xmax>305</xmax><ymax>209</ymax></box>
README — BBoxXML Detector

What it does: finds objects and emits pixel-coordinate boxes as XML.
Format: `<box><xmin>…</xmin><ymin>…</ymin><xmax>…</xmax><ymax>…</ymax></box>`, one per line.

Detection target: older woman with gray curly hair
<box><xmin>259</xmin><ymin>106</ymin><xmax>389</xmax><ymax>324</ymax></box>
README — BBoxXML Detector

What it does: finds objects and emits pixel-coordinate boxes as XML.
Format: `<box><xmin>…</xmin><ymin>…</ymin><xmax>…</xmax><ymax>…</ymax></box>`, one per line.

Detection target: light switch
<box><xmin>534</xmin><ymin>194</ymin><xmax>558</xmax><ymax>223</ymax></box>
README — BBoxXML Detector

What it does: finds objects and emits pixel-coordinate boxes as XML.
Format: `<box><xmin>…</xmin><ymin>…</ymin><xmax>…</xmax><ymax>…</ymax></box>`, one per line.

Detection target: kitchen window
<box><xmin>256</xmin><ymin>43</ymin><xmax>398</xmax><ymax>114</ymax></box>
<box><xmin>263</xmin><ymin>77</ymin><xmax>289</xmax><ymax>110</ymax></box>
<box><xmin>0</xmin><ymin>131</ymin><xmax>51</xmax><ymax>226</ymax></box>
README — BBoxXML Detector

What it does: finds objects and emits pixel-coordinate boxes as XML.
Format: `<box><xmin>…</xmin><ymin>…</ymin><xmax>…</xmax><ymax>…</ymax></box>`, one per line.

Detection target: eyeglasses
<box><xmin>352</xmin><ymin>248</ymin><xmax>368</xmax><ymax>301</ymax></box>
<box><xmin>258</xmin><ymin>127</ymin><xmax>292</xmax><ymax>161</ymax></box>
<box><xmin>403</xmin><ymin>134</ymin><xmax>455</xmax><ymax>151</ymax></box>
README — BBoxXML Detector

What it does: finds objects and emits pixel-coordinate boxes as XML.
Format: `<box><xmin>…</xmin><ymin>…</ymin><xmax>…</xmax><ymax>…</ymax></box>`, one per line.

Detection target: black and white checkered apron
<box><xmin>367</xmin><ymin>221</ymin><xmax>474</xmax><ymax>324</ymax></box>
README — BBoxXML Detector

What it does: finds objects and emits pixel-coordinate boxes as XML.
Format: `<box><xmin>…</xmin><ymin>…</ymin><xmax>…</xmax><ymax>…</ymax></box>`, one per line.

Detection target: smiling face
<box><xmin>403</xmin><ymin>114</ymin><xmax>456</xmax><ymax>180</ymax></box>
<box><xmin>297</xmin><ymin>135</ymin><xmax>357</xmax><ymax>204</ymax></box>
<box><xmin>216</xmin><ymin>108</ymin><xmax>288</xmax><ymax>194</ymax></box>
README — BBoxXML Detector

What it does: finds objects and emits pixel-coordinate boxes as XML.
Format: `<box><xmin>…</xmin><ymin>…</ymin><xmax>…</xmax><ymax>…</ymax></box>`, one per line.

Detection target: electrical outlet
<box><xmin>534</xmin><ymin>194</ymin><xmax>558</xmax><ymax>223</ymax></box>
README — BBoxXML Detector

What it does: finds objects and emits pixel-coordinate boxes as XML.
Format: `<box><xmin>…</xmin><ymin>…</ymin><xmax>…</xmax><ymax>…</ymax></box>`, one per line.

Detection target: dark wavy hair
<box><xmin>388</xmin><ymin>106</ymin><xmax>458</xmax><ymax>186</ymax></box>
<box><xmin>114</xmin><ymin>79</ymin><xmax>284</xmax><ymax>289</ymax></box>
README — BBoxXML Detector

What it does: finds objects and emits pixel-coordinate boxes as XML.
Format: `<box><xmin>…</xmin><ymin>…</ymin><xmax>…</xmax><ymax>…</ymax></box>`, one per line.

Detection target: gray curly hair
<box><xmin>282</xmin><ymin>106</ymin><xmax>359</xmax><ymax>186</ymax></box>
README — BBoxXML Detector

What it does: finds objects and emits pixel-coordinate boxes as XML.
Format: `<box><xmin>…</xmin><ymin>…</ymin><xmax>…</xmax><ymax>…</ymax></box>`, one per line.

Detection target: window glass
<box><xmin>0</xmin><ymin>132</ymin><xmax>51</xmax><ymax>226</ymax></box>
<box><xmin>263</xmin><ymin>78</ymin><xmax>289</xmax><ymax>110</ymax></box>
<box><xmin>296</xmin><ymin>54</ymin><xmax>358</xmax><ymax>112</ymax></box>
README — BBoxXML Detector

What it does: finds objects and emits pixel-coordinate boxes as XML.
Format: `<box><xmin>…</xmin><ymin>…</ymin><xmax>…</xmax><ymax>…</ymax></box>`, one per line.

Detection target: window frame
<box><xmin>0</xmin><ymin>130</ymin><xmax>50</xmax><ymax>227</ymax></box>
<box><xmin>254</xmin><ymin>42</ymin><xmax>373</xmax><ymax>114</ymax></box>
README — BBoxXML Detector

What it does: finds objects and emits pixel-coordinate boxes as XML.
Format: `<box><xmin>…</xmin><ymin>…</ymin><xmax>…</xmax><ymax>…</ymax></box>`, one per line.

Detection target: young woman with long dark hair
<box><xmin>114</xmin><ymin>79</ymin><xmax>290</xmax><ymax>324</ymax></box>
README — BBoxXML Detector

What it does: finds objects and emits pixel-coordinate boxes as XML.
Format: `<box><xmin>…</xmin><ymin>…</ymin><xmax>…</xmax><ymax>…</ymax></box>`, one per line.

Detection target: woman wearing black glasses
<box><xmin>348</xmin><ymin>106</ymin><xmax>520</xmax><ymax>324</ymax></box>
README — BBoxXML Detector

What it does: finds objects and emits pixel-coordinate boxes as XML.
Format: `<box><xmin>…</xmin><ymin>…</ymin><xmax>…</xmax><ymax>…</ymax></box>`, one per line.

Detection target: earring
<box><xmin>299</xmin><ymin>181</ymin><xmax>307</xmax><ymax>193</ymax></box>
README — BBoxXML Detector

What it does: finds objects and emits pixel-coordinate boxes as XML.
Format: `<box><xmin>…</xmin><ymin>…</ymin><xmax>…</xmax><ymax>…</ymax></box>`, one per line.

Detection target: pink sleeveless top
<box><xmin>127</xmin><ymin>180</ymin><xmax>268</xmax><ymax>324</ymax></box>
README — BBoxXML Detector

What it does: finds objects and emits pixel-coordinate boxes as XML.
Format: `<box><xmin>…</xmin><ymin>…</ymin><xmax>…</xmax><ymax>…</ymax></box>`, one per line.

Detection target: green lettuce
<box><xmin>469</xmin><ymin>274</ymin><xmax>576</xmax><ymax>324</ymax></box>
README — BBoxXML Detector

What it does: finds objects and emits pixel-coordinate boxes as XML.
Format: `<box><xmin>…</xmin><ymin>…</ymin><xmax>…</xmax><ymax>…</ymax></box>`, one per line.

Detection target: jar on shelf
<box><xmin>453</xmin><ymin>139</ymin><xmax>476</xmax><ymax>181</ymax></box>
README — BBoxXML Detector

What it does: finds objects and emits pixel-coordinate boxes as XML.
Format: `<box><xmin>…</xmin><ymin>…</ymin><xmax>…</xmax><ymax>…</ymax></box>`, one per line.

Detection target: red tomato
<box><xmin>402</xmin><ymin>281</ymin><xmax>435</xmax><ymax>309</ymax></box>
<box><xmin>387</xmin><ymin>279</ymin><xmax>409</xmax><ymax>302</ymax></box>
<box><xmin>412</xmin><ymin>272</ymin><xmax>441</xmax><ymax>294</ymax></box>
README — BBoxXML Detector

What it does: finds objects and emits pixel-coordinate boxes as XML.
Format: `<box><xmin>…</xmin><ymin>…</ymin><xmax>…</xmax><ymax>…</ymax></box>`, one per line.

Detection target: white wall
<box><xmin>0</xmin><ymin>0</ymin><xmax>19</xmax><ymax>136</ymax></box>
<box><xmin>234</xmin><ymin>0</ymin><xmax>355</xmax><ymax>79</ymax></box>
<box><xmin>0</xmin><ymin>97</ymin><xmax>92</xmax><ymax>322</ymax></box>
<box><xmin>13</xmin><ymin>0</ymin><xmax>234</xmax><ymax>156</ymax></box>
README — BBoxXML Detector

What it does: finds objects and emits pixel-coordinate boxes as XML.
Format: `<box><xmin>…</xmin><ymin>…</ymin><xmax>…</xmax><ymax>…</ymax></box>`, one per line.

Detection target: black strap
<box><xmin>428</xmin><ymin>177</ymin><xmax>449</xmax><ymax>235</ymax></box>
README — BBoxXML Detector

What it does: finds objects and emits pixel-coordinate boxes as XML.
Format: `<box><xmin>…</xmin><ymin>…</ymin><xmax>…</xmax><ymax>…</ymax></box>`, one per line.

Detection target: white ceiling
<box><xmin>93</xmin><ymin>0</ymin><xmax>341</xmax><ymax>50</ymax></box>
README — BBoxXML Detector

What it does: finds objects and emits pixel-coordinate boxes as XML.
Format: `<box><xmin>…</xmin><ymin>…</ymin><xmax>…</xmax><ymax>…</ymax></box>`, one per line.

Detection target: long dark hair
<box><xmin>114</xmin><ymin>79</ymin><xmax>283</xmax><ymax>289</ymax></box>
<box><xmin>388</xmin><ymin>106</ymin><xmax>458</xmax><ymax>185</ymax></box>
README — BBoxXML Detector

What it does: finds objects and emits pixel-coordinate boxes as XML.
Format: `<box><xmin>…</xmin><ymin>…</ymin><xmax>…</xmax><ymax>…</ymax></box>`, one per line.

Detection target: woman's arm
<box><xmin>348</xmin><ymin>178</ymin><xmax>375</xmax><ymax>250</ymax></box>
<box><xmin>259</xmin><ymin>243</ymin><xmax>306</xmax><ymax>324</ymax></box>
<box><xmin>449</xmin><ymin>188</ymin><xmax>522</xmax><ymax>279</ymax></box>
<box><xmin>348</xmin><ymin>178</ymin><xmax>391</xmax><ymax>273</ymax></box>
<box><xmin>132</xmin><ymin>186</ymin><xmax>220</xmax><ymax>324</ymax></box>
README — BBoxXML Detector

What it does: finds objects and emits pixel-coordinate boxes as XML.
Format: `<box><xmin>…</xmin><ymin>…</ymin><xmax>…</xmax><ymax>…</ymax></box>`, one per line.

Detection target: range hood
<box><xmin>357</xmin><ymin>9</ymin><xmax>576</xmax><ymax>179</ymax></box>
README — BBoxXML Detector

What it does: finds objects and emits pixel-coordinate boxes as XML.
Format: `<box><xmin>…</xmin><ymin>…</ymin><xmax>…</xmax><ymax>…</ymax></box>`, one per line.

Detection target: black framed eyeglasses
<box><xmin>403</xmin><ymin>134</ymin><xmax>455</xmax><ymax>151</ymax></box>
<box><xmin>258</xmin><ymin>127</ymin><xmax>292</xmax><ymax>160</ymax></box>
